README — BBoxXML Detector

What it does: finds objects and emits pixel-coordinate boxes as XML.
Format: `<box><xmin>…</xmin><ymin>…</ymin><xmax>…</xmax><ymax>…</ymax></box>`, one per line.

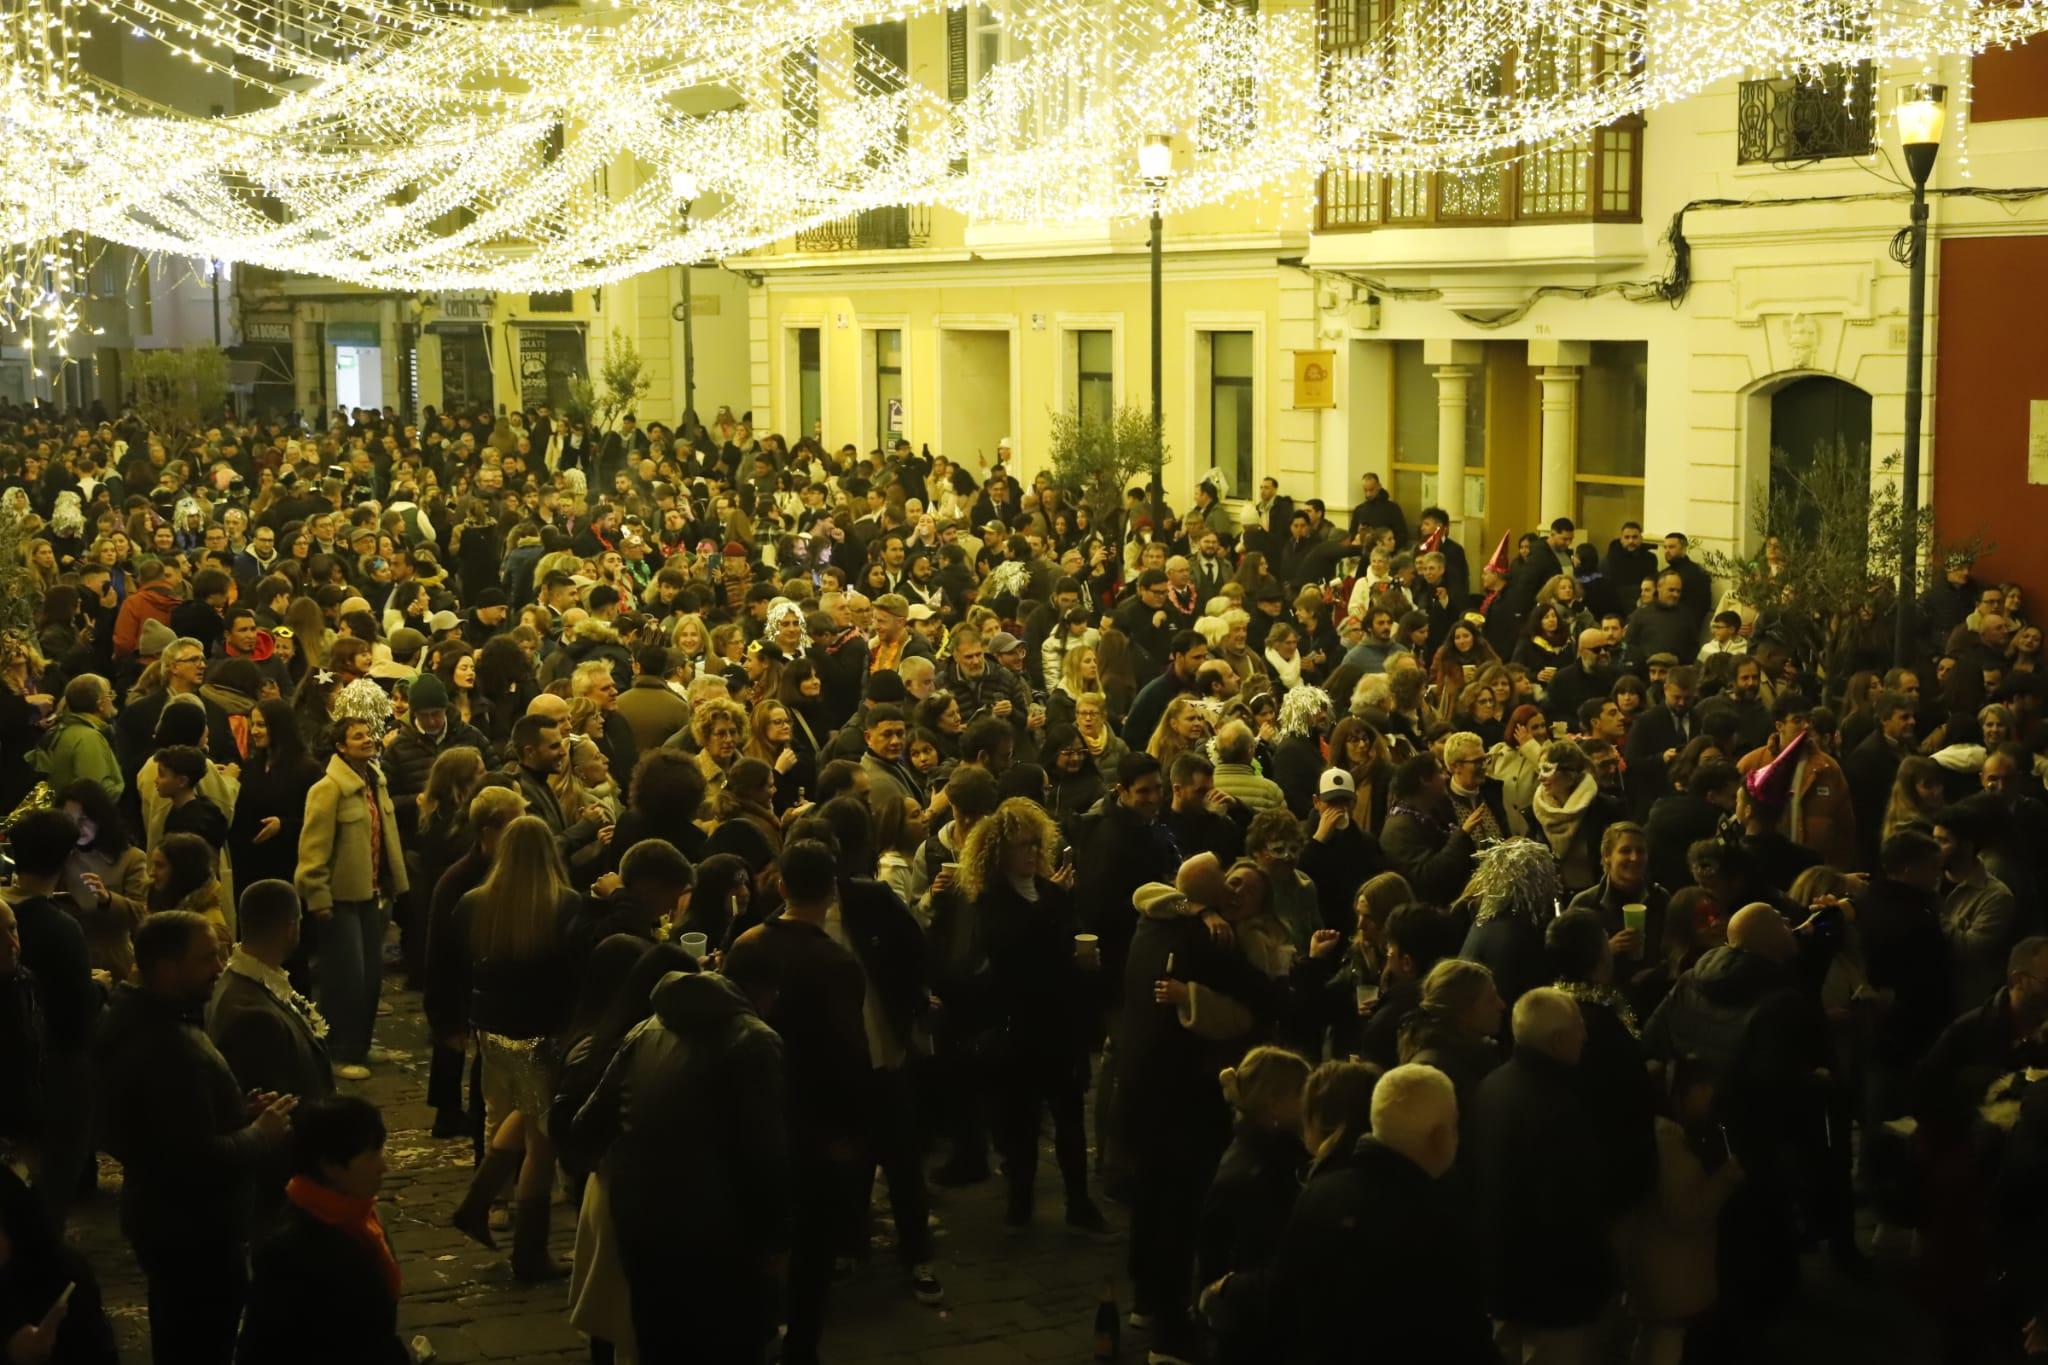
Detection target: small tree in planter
<box><xmin>1702</xmin><ymin>440</ymin><xmax>1989</xmax><ymax>677</ymax></box>
<box><xmin>565</xmin><ymin>328</ymin><xmax>651</xmax><ymax>431</ymax></box>
<box><xmin>1046</xmin><ymin>405</ymin><xmax>1166</xmax><ymax>527</ymax></box>
<box><xmin>128</xmin><ymin>347</ymin><xmax>229</xmax><ymax>437</ymax></box>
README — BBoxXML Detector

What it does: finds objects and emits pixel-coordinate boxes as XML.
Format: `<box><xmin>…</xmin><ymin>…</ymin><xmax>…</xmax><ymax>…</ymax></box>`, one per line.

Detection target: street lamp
<box><xmin>1893</xmin><ymin>82</ymin><xmax>1945</xmax><ymax>667</ymax></box>
<box><xmin>1139</xmin><ymin>132</ymin><xmax>1172</xmax><ymax>509</ymax></box>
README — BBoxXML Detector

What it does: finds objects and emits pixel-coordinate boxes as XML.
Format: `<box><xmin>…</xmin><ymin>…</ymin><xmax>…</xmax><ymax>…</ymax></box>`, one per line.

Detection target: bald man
<box><xmin>1470</xmin><ymin>987</ymin><xmax>1612</xmax><ymax>1358</ymax></box>
<box><xmin>1646</xmin><ymin>897</ymin><xmax>1843</xmax><ymax>1304</ymax></box>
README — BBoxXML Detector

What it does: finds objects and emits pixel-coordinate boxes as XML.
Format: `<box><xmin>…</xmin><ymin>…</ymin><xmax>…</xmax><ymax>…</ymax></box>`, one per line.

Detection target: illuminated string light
<box><xmin>0</xmin><ymin>0</ymin><xmax>2035</xmax><ymax>321</ymax></box>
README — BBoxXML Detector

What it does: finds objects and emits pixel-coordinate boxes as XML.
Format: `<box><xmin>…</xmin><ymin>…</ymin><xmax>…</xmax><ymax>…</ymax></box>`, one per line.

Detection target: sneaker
<box><xmin>1065</xmin><ymin>1199</ymin><xmax>1115</xmax><ymax>1238</ymax></box>
<box><xmin>335</xmin><ymin>1063</ymin><xmax>372</xmax><ymax>1081</ymax></box>
<box><xmin>909</xmin><ymin>1264</ymin><xmax>945</xmax><ymax>1306</ymax></box>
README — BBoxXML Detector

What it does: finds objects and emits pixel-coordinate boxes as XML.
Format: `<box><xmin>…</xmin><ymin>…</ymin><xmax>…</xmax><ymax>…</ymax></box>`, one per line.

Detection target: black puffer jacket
<box><xmin>383</xmin><ymin>718</ymin><xmax>492</xmax><ymax>838</ymax></box>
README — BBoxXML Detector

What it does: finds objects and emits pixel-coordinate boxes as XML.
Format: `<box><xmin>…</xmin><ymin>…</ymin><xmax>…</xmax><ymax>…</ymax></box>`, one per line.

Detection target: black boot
<box><xmin>450</xmin><ymin>1147</ymin><xmax>520</xmax><ymax>1250</ymax></box>
<box><xmin>511</xmin><ymin>1196</ymin><xmax>569</xmax><ymax>1282</ymax></box>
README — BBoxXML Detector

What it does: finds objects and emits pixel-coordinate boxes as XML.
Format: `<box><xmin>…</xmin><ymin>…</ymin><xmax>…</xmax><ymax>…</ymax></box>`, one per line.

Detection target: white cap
<box><xmin>998</xmin><ymin>436</ymin><xmax>1014</xmax><ymax>449</ymax></box>
<box><xmin>1318</xmin><ymin>768</ymin><xmax>1357</xmax><ymax>799</ymax></box>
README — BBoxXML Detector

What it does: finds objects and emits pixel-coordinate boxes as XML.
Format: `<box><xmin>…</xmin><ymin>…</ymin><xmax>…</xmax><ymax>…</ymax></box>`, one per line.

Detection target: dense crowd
<box><xmin>0</xmin><ymin>396</ymin><xmax>2045</xmax><ymax>1365</ymax></box>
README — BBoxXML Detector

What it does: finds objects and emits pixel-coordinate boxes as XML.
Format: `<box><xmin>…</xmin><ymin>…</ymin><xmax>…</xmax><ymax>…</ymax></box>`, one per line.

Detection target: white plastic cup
<box><xmin>680</xmin><ymin>932</ymin><xmax>709</xmax><ymax>961</ymax></box>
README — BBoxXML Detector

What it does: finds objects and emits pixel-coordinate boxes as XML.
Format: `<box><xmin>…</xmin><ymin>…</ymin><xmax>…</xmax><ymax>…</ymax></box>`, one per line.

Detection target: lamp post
<box><xmin>1893</xmin><ymin>83</ymin><xmax>1945</xmax><ymax>668</ymax></box>
<box><xmin>1139</xmin><ymin>132</ymin><xmax>1172</xmax><ymax>511</ymax></box>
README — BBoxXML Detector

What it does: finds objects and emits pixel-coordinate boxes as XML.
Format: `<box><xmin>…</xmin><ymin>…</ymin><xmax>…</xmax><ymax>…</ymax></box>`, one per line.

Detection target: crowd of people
<box><xmin>0</xmin><ymin>395</ymin><xmax>2044</xmax><ymax>1365</ymax></box>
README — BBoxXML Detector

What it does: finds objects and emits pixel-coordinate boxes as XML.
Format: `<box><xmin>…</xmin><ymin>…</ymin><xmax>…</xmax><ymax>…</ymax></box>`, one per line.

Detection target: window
<box><xmin>1208</xmin><ymin>331</ymin><xmax>1255</xmax><ymax>495</ymax></box>
<box><xmin>1574</xmin><ymin>341</ymin><xmax>1647</xmax><ymax>542</ymax></box>
<box><xmin>1071</xmin><ymin>329</ymin><xmax>1114</xmax><ymax>424</ymax></box>
<box><xmin>1390</xmin><ymin>340</ymin><xmax>1485</xmax><ymax>515</ymax></box>
<box><xmin>873</xmin><ymin>328</ymin><xmax>904</xmax><ymax>452</ymax></box>
<box><xmin>797</xmin><ymin>328</ymin><xmax>822</xmax><ymax>437</ymax></box>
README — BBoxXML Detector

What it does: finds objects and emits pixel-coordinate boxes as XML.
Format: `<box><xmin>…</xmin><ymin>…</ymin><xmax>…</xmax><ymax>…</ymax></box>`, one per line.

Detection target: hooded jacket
<box><xmin>570</xmin><ymin>971</ymin><xmax>789</xmax><ymax>1266</ymax></box>
<box><xmin>31</xmin><ymin>710</ymin><xmax>122</xmax><ymax>801</ymax></box>
<box><xmin>113</xmin><ymin>583</ymin><xmax>180</xmax><ymax>658</ymax></box>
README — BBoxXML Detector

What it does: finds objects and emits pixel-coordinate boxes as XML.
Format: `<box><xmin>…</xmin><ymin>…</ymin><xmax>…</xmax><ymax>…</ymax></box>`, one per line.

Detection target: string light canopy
<box><xmin>0</xmin><ymin>0</ymin><xmax>2041</xmax><ymax>319</ymax></box>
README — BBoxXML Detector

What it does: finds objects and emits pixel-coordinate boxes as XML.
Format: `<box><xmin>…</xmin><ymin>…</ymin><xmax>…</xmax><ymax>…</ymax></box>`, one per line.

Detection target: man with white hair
<box><xmin>1469</xmin><ymin>987</ymin><xmax>1614</xmax><ymax>1363</ymax></box>
<box><xmin>1269</xmin><ymin>1063</ymin><xmax>1496</xmax><ymax>1363</ymax></box>
<box><xmin>571</xmin><ymin>656</ymin><xmax>639</xmax><ymax>779</ymax></box>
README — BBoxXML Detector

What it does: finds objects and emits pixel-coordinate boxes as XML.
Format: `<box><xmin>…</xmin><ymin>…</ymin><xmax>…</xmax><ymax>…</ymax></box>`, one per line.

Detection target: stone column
<box><xmin>1529</xmin><ymin>339</ymin><xmax>1590</xmax><ymax>526</ymax></box>
<box><xmin>1423</xmin><ymin>339</ymin><xmax>1485</xmax><ymax>543</ymax></box>
<box><xmin>1433</xmin><ymin>365</ymin><xmax>1473</xmax><ymax>530</ymax></box>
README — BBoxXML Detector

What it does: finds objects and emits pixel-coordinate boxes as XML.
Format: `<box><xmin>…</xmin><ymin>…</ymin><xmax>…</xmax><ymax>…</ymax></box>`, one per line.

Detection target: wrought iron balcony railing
<box><xmin>1736</xmin><ymin>64</ymin><xmax>1876</xmax><ymax>164</ymax></box>
<box><xmin>794</xmin><ymin>205</ymin><xmax>932</xmax><ymax>252</ymax></box>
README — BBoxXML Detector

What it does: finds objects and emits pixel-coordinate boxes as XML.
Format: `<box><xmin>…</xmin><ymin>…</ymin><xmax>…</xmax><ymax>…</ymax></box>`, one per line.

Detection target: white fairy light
<box><xmin>0</xmin><ymin>0</ymin><xmax>2034</xmax><ymax>317</ymax></box>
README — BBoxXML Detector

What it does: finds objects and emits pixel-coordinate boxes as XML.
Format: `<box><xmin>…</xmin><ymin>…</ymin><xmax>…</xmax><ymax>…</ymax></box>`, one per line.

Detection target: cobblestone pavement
<box><xmin>69</xmin><ymin>977</ymin><xmax>1948</xmax><ymax>1364</ymax></box>
<box><xmin>69</xmin><ymin>977</ymin><xmax>1127</xmax><ymax>1365</ymax></box>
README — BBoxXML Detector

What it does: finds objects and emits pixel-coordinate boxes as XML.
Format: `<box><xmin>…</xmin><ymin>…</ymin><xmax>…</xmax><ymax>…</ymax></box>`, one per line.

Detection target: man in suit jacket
<box><xmin>1622</xmin><ymin>666</ymin><xmax>1702</xmax><ymax>816</ymax></box>
<box><xmin>209</xmin><ymin>879</ymin><xmax>333</xmax><ymax>1104</ymax></box>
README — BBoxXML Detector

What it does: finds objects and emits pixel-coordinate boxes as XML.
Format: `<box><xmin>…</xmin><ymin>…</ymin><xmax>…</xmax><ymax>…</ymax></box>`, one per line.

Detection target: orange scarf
<box><xmin>285</xmin><ymin>1174</ymin><xmax>401</xmax><ymax>1300</ymax></box>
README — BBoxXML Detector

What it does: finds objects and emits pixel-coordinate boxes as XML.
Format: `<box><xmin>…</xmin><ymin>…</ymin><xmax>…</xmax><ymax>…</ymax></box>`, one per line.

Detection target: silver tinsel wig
<box><xmin>1464</xmin><ymin>837</ymin><xmax>1565</xmax><ymax>927</ymax></box>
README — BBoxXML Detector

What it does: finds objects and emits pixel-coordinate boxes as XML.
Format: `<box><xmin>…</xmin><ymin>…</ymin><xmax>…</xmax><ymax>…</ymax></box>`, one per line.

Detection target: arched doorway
<box><xmin>1769</xmin><ymin>375</ymin><xmax>1872</xmax><ymax>542</ymax></box>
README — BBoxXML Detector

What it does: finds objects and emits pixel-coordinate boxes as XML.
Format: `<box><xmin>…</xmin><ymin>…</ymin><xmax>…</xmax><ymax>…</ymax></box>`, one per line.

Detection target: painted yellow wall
<box><xmin>760</xmin><ymin>260</ymin><xmax>1289</xmax><ymax>505</ymax></box>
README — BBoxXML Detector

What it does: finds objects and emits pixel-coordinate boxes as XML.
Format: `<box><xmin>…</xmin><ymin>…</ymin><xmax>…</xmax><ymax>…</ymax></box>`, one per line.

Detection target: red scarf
<box><xmin>285</xmin><ymin>1175</ymin><xmax>401</xmax><ymax>1299</ymax></box>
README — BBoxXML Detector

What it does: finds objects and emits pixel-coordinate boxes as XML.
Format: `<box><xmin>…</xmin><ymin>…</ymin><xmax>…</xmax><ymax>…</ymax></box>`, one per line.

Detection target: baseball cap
<box><xmin>989</xmin><ymin>631</ymin><xmax>1021</xmax><ymax>653</ymax></box>
<box><xmin>429</xmin><ymin>610</ymin><xmax>460</xmax><ymax>633</ymax></box>
<box><xmin>1318</xmin><ymin>769</ymin><xmax>1357</xmax><ymax>800</ymax></box>
<box><xmin>907</xmin><ymin>604</ymin><xmax>936</xmax><ymax>623</ymax></box>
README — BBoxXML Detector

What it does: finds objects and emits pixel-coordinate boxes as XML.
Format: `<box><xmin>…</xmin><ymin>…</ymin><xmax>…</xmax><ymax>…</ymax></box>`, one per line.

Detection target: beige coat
<box><xmin>1618</xmin><ymin>1116</ymin><xmax>1743</xmax><ymax>1323</ymax></box>
<box><xmin>296</xmin><ymin>754</ymin><xmax>409</xmax><ymax>912</ymax></box>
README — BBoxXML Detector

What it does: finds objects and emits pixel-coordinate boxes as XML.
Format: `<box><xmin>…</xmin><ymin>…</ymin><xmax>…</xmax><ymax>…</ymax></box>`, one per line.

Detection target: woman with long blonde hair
<box><xmin>954</xmin><ymin>798</ymin><xmax>1104</xmax><ymax>1233</ymax></box>
<box><xmin>1147</xmin><ymin>693</ymin><xmax>1213</xmax><ymax>769</ymax></box>
<box><xmin>451</xmin><ymin>815</ymin><xmax>580</xmax><ymax>1281</ymax></box>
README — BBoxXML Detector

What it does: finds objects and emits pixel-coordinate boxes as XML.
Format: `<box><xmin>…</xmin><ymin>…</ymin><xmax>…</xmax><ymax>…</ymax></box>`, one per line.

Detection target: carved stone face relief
<box><xmin>1786</xmin><ymin>312</ymin><xmax>1819</xmax><ymax>369</ymax></box>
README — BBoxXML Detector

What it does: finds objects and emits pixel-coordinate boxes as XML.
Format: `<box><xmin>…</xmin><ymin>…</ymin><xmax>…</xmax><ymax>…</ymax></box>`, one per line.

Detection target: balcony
<box><xmin>1736</xmin><ymin>64</ymin><xmax>1876</xmax><ymax>163</ymax></box>
<box><xmin>794</xmin><ymin>205</ymin><xmax>931</xmax><ymax>253</ymax></box>
<box><xmin>1316</xmin><ymin>121</ymin><xmax>1644</xmax><ymax>232</ymax></box>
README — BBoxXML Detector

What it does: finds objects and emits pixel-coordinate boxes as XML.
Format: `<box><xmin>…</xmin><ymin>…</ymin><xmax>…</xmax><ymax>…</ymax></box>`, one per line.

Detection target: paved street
<box><xmin>69</xmin><ymin>977</ymin><xmax>1127</xmax><ymax>1365</ymax></box>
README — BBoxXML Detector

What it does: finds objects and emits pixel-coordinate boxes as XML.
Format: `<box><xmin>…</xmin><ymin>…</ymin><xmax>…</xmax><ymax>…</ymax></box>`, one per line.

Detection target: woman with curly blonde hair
<box><xmin>953</xmin><ymin>797</ymin><xmax>1105</xmax><ymax>1233</ymax></box>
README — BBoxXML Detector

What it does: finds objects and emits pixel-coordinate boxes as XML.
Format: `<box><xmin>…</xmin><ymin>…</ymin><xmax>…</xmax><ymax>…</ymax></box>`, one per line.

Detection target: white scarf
<box><xmin>1530</xmin><ymin>772</ymin><xmax>1598</xmax><ymax>858</ymax></box>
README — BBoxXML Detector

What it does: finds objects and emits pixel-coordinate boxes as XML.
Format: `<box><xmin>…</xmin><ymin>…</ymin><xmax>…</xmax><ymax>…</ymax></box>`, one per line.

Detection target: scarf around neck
<box><xmin>285</xmin><ymin>1175</ymin><xmax>401</xmax><ymax>1300</ymax></box>
<box><xmin>1531</xmin><ymin>772</ymin><xmax>1597</xmax><ymax>857</ymax></box>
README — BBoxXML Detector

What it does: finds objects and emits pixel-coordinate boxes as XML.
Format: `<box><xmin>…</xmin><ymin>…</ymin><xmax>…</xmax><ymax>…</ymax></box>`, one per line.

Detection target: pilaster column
<box><xmin>1433</xmin><ymin>365</ymin><xmax>1473</xmax><ymax>531</ymax></box>
<box><xmin>1423</xmin><ymin>339</ymin><xmax>1485</xmax><ymax>543</ymax></box>
<box><xmin>1537</xmin><ymin>366</ymin><xmax>1580</xmax><ymax>525</ymax></box>
<box><xmin>1528</xmin><ymin>339</ymin><xmax>1590</xmax><ymax>527</ymax></box>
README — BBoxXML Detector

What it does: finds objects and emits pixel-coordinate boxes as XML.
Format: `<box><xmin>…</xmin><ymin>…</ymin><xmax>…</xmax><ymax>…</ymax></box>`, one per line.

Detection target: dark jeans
<box><xmin>140</xmin><ymin>1239</ymin><xmax>245</xmax><ymax>1365</ymax></box>
<box><xmin>1127</xmin><ymin>1103</ymin><xmax>1227</xmax><ymax>1332</ymax></box>
<box><xmin>866</xmin><ymin>1066</ymin><xmax>933</xmax><ymax>1266</ymax></box>
<box><xmin>314</xmin><ymin>898</ymin><xmax>388</xmax><ymax>1063</ymax></box>
<box><xmin>997</xmin><ymin>1057</ymin><xmax>1089</xmax><ymax>1215</ymax></box>
<box><xmin>35</xmin><ymin>1051</ymin><xmax>92</xmax><ymax>1232</ymax></box>
<box><xmin>786</xmin><ymin>1149</ymin><xmax>860</xmax><ymax>1365</ymax></box>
